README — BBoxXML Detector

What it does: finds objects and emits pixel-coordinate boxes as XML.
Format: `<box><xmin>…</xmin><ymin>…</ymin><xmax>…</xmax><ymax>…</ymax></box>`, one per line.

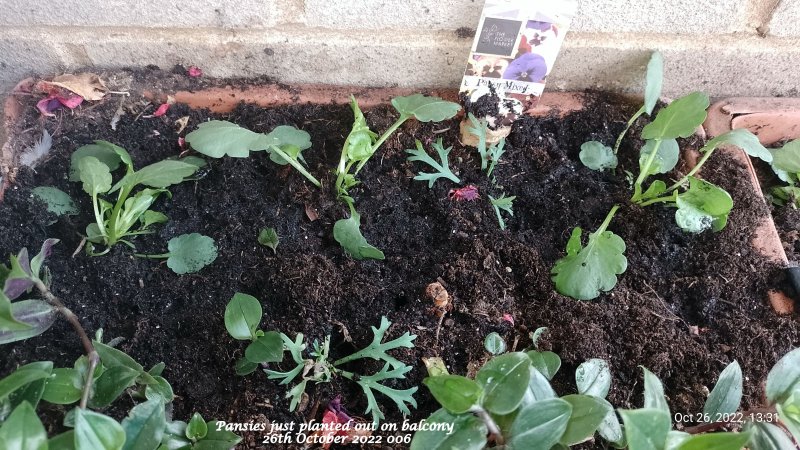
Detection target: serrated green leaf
<box><xmin>560</xmin><ymin>394</ymin><xmax>612</xmax><ymax>446</ymax></box>
<box><xmin>580</xmin><ymin>141</ymin><xmax>618</xmax><ymax>171</ymax></box>
<box><xmin>333</xmin><ymin>212</ymin><xmax>385</xmax><ymax>260</ymax></box>
<box><xmin>245</xmin><ymin>331</ymin><xmax>284</xmax><ymax>363</ymax></box>
<box><xmin>74</xmin><ymin>408</ymin><xmax>125</xmax><ymax>450</ymax></box>
<box><xmin>424</xmin><ymin>375</ymin><xmax>482</xmax><ymax>414</ymax></box>
<box><xmin>527</xmin><ymin>351</ymin><xmax>561</xmax><ymax>380</ymax></box>
<box><xmin>257</xmin><ymin>228</ymin><xmax>279</xmax><ymax>254</ymax></box>
<box><xmin>767</xmin><ymin>348</ymin><xmax>800</xmax><ymax>404</ymax></box>
<box><xmin>42</xmin><ymin>368</ymin><xmax>83</xmax><ymax>405</ymax></box>
<box><xmin>643</xmin><ymin>367</ymin><xmax>670</xmax><ymax>415</ymax></box>
<box><xmin>642</xmin><ymin>92</ymin><xmax>709</xmax><ymax>140</ymax></box>
<box><xmin>676</xmin><ymin>431</ymin><xmax>750</xmax><ymax>450</ymax></box>
<box><xmin>224</xmin><ymin>293</ymin><xmax>262</xmax><ymax>341</ymax></box>
<box><xmin>576</xmin><ymin>359</ymin><xmax>611</xmax><ymax>398</ymax></box>
<box><xmin>508</xmin><ymin>398</ymin><xmax>572</xmax><ymax>450</ymax></box>
<box><xmin>620</xmin><ymin>408</ymin><xmax>671</xmax><ymax>450</ymax></box>
<box><xmin>484</xmin><ymin>332</ymin><xmax>506</xmax><ymax>355</ymax></box>
<box><xmin>90</xmin><ymin>365</ymin><xmax>141</xmax><ymax>408</ymax></box>
<box><xmin>410</xmin><ymin>408</ymin><xmax>487</xmax><ymax>450</ymax></box>
<box><xmin>644</xmin><ymin>52</ymin><xmax>664</xmax><ymax>115</ymax></box>
<box><xmin>0</xmin><ymin>401</ymin><xmax>47</xmax><ymax>450</ymax></box>
<box><xmin>69</xmin><ymin>141</ymin><xmax>125</xmax><ymax>181</ymax></box>
<box><xmin>701</xmin><ymin>129</ymin><xmax>772</xmax><ymax>163</ymax></box>
<box><xmin>78</xmin><ymin>156</ymin><xmax>113</xmax><ymax>196</ymax></box>
<box><xmin>391</xmin><ymin>94</ymin><xmax>461</xmax><ymax>122</ymax></box>
<box><xmin>32</xmin><ymin>187</ymin><xmax>79</xmax><ymax>217</ymax></box>
<box><xmin>476</xmin><ymin>353</ymin><xmax>531</xmax><ymax>415</ymax></box>
<box><xmin>552</xmin><ymin>209</ymin><xmax>627</xmax><ymax>301</ymax></box>
<box><xmin>639</xmin><ymin>139</ymin><xmax>679</xmax><ymax>176</ymax></box>
<box><xmin>122</xmin><ymin>399</ymin><xmax>166</xmax><ymax>450</ymax></box>
<box><xmin>703</xmin><ymin>361</ymin><xmax>742</xmax><ymax>422</ymax></box>
<box><xmin>166</xmin><ymin>234</ymin><xmax>218</xmax><ymax>274</ymax></box>
<box><xmin>185</xmin><ymin>121</ymin><xmax>273</xmax><ymax>158</ymax></box>
<box><xmin>406</xmin><ymin>139</ymin><xmax>460</xmax><ymax>188</ymax></box>
<box><xmin>675</xmin><ymin>177</ymin><xmax>733</xmax><ymax>233</ymax></box>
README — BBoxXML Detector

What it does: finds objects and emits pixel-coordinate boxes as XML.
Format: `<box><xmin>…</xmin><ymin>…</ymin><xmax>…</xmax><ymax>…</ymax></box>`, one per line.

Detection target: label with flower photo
<box><xmin>462</xmin><ymin>0</ymin><xmax>578</xmax><ymax>108</ymax></box>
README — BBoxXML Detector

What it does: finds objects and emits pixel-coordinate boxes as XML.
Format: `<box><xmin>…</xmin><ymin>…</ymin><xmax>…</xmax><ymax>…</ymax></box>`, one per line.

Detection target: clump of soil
<box><xmin>1</xmin><ymin>70</ymin><xmax>799</xmax><ymax>449</ymax></box>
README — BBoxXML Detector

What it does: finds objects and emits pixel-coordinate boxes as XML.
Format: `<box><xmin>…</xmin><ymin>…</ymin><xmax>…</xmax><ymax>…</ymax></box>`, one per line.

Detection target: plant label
<box><xmin>461</xmin><ymin>0</ymin><xmax>577</xmax><ymax>109</ymax></box>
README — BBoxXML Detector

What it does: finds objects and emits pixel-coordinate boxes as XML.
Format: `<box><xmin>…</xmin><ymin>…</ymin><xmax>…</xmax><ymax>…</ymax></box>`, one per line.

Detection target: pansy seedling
<box><xmin>135</xmin><ymin>233</ymin><xmax>218</xmax><ymax>274</ymax></box>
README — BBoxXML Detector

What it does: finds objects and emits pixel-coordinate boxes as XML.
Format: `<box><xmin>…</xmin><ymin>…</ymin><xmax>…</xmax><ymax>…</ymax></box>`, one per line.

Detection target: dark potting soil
<box><xmin>2</xmin><ymin>70</ymin><xmax>800</xmax><ymax>449</ymax></box>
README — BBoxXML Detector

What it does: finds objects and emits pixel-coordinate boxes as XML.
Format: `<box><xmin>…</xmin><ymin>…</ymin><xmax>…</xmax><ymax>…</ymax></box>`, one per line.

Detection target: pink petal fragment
<box><xmin>153</xmin><ymin>103</ymin><xmax>170</xmax><ymax>117</ymax></box>
<box><xmin>187</xmin><ymin>66</ymin><xmax>203</xmax><ymax>77</ymax></box>
<box><xmin>36</xmin><ymin>97</ymin><xmax>60</xmax><ymax>117</ymax></box>
<box><xmin>502</xmin><ymin>313</ymin><xmax>515</xmax><ymax>326</ymax></box>
<box><xmin>57</xmin><ymin>94</ymin><xmax>84</xmax><ymax>109</ymax></box>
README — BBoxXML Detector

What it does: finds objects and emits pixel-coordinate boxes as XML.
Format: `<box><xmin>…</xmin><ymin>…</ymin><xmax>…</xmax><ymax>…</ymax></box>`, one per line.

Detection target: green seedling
<box><xmin>32</xmin><ymin>186</ymin><xmax>78</xmax><ymax>220</ymax></box>
<box><xmin>466</xmin><ymin>113</ymin><xmax>506</xmax><ymax>177</ymax></box>
<box><xmin>135</xmin><ymin>233</ymin><xmax>218</xmax><ymax>274</ymax></box>
<box><xmin>70</xmin><ymin>140</ymin><xmax>202</xmax><ymax>255</ymax></box>
<box><xmin>489</xmin><ymin>194</ymin><xmax>516</xmax><ymax>231</ymax></box>
<box><xmin>258</xmin><ymin>227</ymin><xmax>279</xmax><ymax>254</ymax></box>
<box><xmin>767</xmin><ymin>139</ymin><xmax>800</xmax><ymax>207</ymax></box>
<box><xmin>186</xmin><ymin>121</ymin><xmax>321</xmax><ymax>187</ymax></box>
<box><xmin>406</xmin><ymin>138</ymin><xmax>460</xmax><ymax>188</ymax></box>
<box><xmin>225</xmin><ymin>293</ymin><xmax>417</xmax><ymax>425</ymax></box>
<box><xmin>333</xmin><ymin>204</ymin><xmax>385</xmax><ymax>261</ymax></box>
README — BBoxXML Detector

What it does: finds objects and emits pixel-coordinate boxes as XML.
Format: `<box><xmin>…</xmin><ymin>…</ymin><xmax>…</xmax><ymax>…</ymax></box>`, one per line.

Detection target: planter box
<box><xmin>1</xmin><ymin>73</ymin><xmax>797</xmax><ymax>445</ymax></box>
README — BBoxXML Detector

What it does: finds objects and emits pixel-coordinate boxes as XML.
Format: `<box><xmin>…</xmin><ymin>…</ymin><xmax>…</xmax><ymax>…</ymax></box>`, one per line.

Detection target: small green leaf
<box><xmin>560</xmin><ymin>394</ymin><xmax>612</xmax><ymax>446</ymax></box>
<box><xmin>69</xmin><ymin>141</ymin><xmax>125</xmax><ymax>181</ymax></box>
<box><xmin>161</xmin><ymin>420</ymin><xmax>190</xmax><ymax>450</ymax></box>
<box><xmin>185</xmin><ymin>121</ymin><xmax>272</xmax><ymax>158</ymax></box>
<box><xmin>391</xmin><ymin>95</ymin><xmax>461</xmax><ymax>122</ymax></box>
<box><xmin>0</xmin><ymin>300</ymin><xmax>57</xmax><ymax>344</ymax></box>
<box><xmin>195</xmin><ymin>421</ymin><xmax>242</xmax><ymax>449</ymax></box>
<box><xmin>42</xmin><ymin>368</ymin><xmax>83</xmax><ymax>405</ymax></box>
<box><xmin>130</xmin><ymin>160</ymin><xmax>198</xmax><ymax>189</ymax></box>
<box><xmin>265</xmin><ymin>126</ymin><xmax>312</xmax><ymax>165</ymax></box>
<box><xmin>643</xmin><ymin>367</ymin><xmax>670</xmax><ymax>415</ymax></box>
<box><xmin>675</xmin><ymin>177</ymin><xmax>733</xmax><ymax>233</ymax></box>
<box><xmin>766</xmin><ymin>348</ymin><xmax>800</xmax><ymax>404</ymax></box>
<box><xmin>527</xmin><ymin>351</ymin><xmax>561</xmax><ymax>380</ymax></box>
<box><xmin>74</xmin><ymin>408</ymin><xmax>125</xmax><ymax>450</ymax></box>
<box><xmin>641</xmin><ymin>92</ymin><xmax>710</xmax><ymax>140</ymax></box>
<box><xmin>639</xmin><ymin>139</ymin><xmax>679</xmax><ymax>176</ymax></box>
<box><xmin>121</xmin><ymin>398</ymin><xmax>166</xmax><ymax>450</ymax></box>
<box><xmin>777</xmin><ymin>391</ymin><xmax>800</xmax><ymax>442</ymax></box>
<box><xmin>94</xmin><ymin>341</ymin><xmax>144</xmax><ymax>372</ymax></box>
<box><xmin>644</xmin><ymin>52</ymin><xmax>664</xmax><ymax>115</ymax></box>
<box><xmin>675</xmin><ymin>431</ymin><xmax>750</xmax><ymax>450</ymax></box>
<box><xmin>78</xmin><ymin>156</ymin><xmax>113</xmax><ymax>196</ymax></box>
<box><xmin>0</xmin><ymin>401</ymin><xmax>47</xmax><ymax>450</ymax></box>
<box><xmin>186</xmin><ymin>413</ymin><xmax>208</xmax><ymax>440</ymax></box>
<box><xmin>580</xmin><ymin>141</ymin><xmax>618</xmax><ymax>171</ymax></box>
<box><xmin>7</xmin><ymin>363</ymin><xmax>51</xmax><ymax>411</ymax></box>
<box><xmin>508</xmin><ymin>398</ymin><xmax>571</xmax><ymax>450</ymax></box>
<box><xmin>423</xmin><ymin>375</ymin><xmax>482</xmax><ymax>414</ymax></box>
<box><xmin>771</xmin><ymin>140</ymin><xmax>800</xmax><ymax>179</ymax></box>
<box><xmin>140</xmin><ymin>211</ymin><xmax>168</xmax><ymax>228</ymax></box>
<box><xmin>0</xmin><ymin>362</ymin><xmax>52</xmax><ymax>400</ymax></box>
<box><xmin>665</xmin><ymin>431</ymin><xmax>691</xmax><ymax>450</ymax></box>
<box><xmin>48</xmin><ymin>431</ymin><xmax>76</xmax><ymax>450</ymax></box>
<box><xmin>257</xmin><ymin>228</ymin><xmax>279</xmax><ymax>254</ymax></box>
<box><xmin>489</xmin><ymin>194</ymin><xmax>516</xmax><ymax>231</ymax></box>
<box><xmin>476</xmin><ymin>352</ymin><xmax>531</xmax><ymax>415</ymax></box>
<box><xmin>235</xmin><ymin>358</ymin><xmax>259</xmax><ymax>376</ymax></box>
<box><xmin>619</xmin><ymin>408</ymin><xmax>671</xmax><ymax>450</ymax></box>
<box><xmin>166</xmin><ymin>234</ymin><xmax>218</xmax><ymax>274</ymax></box>
<box><xmin>703</xmin><ymin>361</ymin><xmax>742</xmax><ymax>422</ymax></box>
<box><xmin>640</xmin><ymin>180</ymin><xmax>669</xmax><ymax>202</ymax></box>
<box><xmin>333</xmin><ymin>211</ymin><xmax>385</xmax><ymax>260</ymax></box>
<box><xmin>701</xmin><ymin>129</ymin><xmax>772</xmax><ymax>163</ymax></box>
<box><xmin>576</xmin><ymin>359</ymin><xmax>611</xmax><ymax>398</ymax></box>
<box><xmin>144</xmin><ymin>376</ymin><xmax>174</xmax><ymax>403</ymax></box>
<box><xmin>224</xmin><ymin>293</ymin><xmax>262</xmax><ymax>341</ymax></box>
<box><xmin>552</xmin><ymin>214</ymin><xmax>627</xmax><ymax>301</ymax></box>
<box><xmin>484</xmin><ymin>332</ymin><xmax>506</xmax><ymax>355</ymax></box>
<box><xmin>520</xmin><ymin>366</ymin><xmax>557</xmax><ymax>407</ymax></box>
<box><xmin>597</xmin><ymin>407</ymin><xmax>625</xmax><ymax>448</ymax></box>
<box><xmin>245</xmin><ymin>331</ymin><xmax>284</xmax><ymax>363</ymax></box>
<box><xmin>409</xmin><ymin>408</ymin><xmax>487</xmax><ymax>450</ymax></box>
<box><xmin>32</xmin><ymin>187</ymin><xmax>79</xmax><ymax>217</ymax></box>
<box><xmin>745</xmin><ymin>421</ymin><xmax>795</xmax><ymax>450</ymax></box>
<box><xmin>89</xmin><ymin>365</ymin><xmax>141</xmax><ymax>408</ymax></box>
<box><xmin>530</xmin><ymin>327</ymin><xmax>548</xmax><ymax>349</ymax></box>
<box><xmin>343</xmin><ymin>96</ymin><xmax>378</xmax><ymax>162</ymax></box>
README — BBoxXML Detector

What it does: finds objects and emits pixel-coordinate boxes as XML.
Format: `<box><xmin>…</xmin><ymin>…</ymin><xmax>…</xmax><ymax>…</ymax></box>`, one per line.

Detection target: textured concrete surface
<box><xmin>769</xmin><ymin>0</ymin><xmax>800</xmax><ymax>37</ymax></box>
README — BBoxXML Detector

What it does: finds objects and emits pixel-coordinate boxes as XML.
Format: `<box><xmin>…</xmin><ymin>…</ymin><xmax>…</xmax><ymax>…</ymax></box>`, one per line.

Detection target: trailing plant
<box><xmin>333</xmin><ymin>94</ymin><xmax>459</xmax><ymax>260</ymax></box>
<box><xmin>406</xmin><ymin>138</ymin><xmax>460</xmax><ymax>188</ymax></box>
<box><xmin>557</xmin><ymin>54</ymin><xmax>772</xmax><ymax>300</ymax></box>
<box><xmin>0</xmin><ymin>240</ymin><xmax>238</xmax><ymax>449</ymax></box>
<box><xmin>411</xmin><ymin>333</ymin><xmax>800</xmax><ymax>450</ymax></box>
<box><xmin>185</xmin><ymin>121</ymin><xmax>321</xmax><ymax>187</ymax></box>
<box><xmin>134</xmin><ymin>233</ymin><xmax>218</xmax><ymax>274</ymax></box>
<box><xmin>224</xmin><ymin>292</ymin><xmax>417</xmax><ymax>424</ymax></box>
<box><xmin>70</xmin><ymin>140</ymin><xmax>202</xmax><ymax>255</ymax></box>
<box><xmin>488</xmin><ymin>194</ymin><xmax>516</xmax><ymax>231</ymax></box>
<box><xmin>767</xmin><ymin>139</ymin><xmax>800</xmax><ymax>207</ymax></box>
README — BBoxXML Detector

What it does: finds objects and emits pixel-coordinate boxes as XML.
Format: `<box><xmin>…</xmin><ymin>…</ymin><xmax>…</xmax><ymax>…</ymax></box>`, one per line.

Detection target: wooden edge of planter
<box><xmin>706</xmin><ymin>98</ymin><xmax>797</xmax><ymax>315</ymax></box>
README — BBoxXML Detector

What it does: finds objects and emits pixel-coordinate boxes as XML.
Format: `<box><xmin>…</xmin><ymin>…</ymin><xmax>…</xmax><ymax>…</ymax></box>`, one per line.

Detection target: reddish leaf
<box><xmin>152</xmin><ymin>103</ymin><xmax>170</xmax><ymax>117</ymax></box>
<box><xmin>57</xmin><ymin>94</ymin><xmax>83</xmax><ymax>109</ymax></box>
<box><xmin>187</xmin><ymin>66</ymin><xmax>203</xmax><ymax>77</ymax></box>
<box><xmin>502</xmin><ymin>313</ymin><xmax>515</xmax><ymax>326</ymax></box>
<box><xmin>448</xmin><ymin>185</ymin><xmax>480</xmax><ymax>201</ymax></box>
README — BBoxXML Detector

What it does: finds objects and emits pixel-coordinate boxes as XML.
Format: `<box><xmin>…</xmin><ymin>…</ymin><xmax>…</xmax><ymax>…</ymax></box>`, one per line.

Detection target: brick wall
<box><xmin>0</xmin><ymin>0</ymin><xmax>798</xmax><ymax>98</ymax></box>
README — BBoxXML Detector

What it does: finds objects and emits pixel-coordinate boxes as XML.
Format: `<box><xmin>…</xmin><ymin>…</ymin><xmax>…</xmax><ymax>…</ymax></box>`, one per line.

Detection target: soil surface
<box><xmin>2</xmin><ymin>69</ymin><xmax>800</xmax><ymax>449</ymax></box>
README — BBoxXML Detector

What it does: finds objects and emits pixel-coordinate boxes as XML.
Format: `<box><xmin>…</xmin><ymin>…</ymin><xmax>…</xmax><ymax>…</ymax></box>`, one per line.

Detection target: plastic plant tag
<box><xmin>461</xmin><ymin>0</ymin><xmax>577</xmax><ymax>111</ymax></box>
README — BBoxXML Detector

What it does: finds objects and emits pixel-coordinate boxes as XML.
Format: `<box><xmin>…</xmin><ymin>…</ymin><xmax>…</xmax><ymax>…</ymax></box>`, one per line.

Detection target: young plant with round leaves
<box><xmin>134</xmin><ymin>233</ymin><xmax>218</xmax><ymax>274</ymax></box>
<box><xmin>186</xmin><ymin>121</ymin><xmax>320</xmax><ymax>187</ymax></box>
<box><xmin>70</xmin><ymin>140</ymin><xmax>202</xmax><ymax>255</ymax></box>
<box><xmin>224</xmin><ymin>293</ymin><xmax>416</xmax><ymax>425</ymax></box>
